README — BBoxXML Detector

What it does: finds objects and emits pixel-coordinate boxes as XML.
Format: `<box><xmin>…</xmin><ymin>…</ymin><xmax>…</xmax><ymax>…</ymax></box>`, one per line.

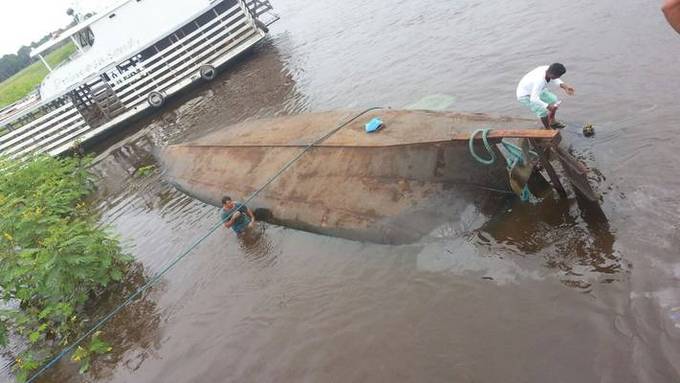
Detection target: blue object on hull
<box><xmin>365</xmin><ymin>117</ymin><xmax>384</xmax><ymax>133</ymax></box>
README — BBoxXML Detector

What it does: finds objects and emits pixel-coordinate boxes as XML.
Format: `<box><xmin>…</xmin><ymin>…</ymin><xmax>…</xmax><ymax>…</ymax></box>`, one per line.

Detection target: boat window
<box><xmin>139</xmin><ymin>45</ymin><xmax>157</xmax><ymax>61</ymax></box>
<box><xmin>181</xmin><ymin>21</ymin><xmax>199</xmax><ymax>36</ymax></box>
<box><xmin>74</xmin><ymin>27</ymin><xmax>95</xmax><ymax>49</ymax></box>
<box><xmin>154</xmin><ymin>36</ymin><xmax>172</xmax><ymax>52</ymax></box>
<box><xmin>215</xmin><ymin>0</ymin><xmax>238</xmax><ymax>15</ymax></box>
<box><xmin>194</xmin><ymin>9</ymin><xmax>218</xmax><ymax>27</ymax></box>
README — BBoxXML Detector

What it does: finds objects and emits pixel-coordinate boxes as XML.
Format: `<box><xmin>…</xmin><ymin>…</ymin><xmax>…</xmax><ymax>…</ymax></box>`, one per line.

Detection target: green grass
<box><xmin>0</xmin><ymin>42</ymin><xmax>76</xmax><ymax>109</ymax></box>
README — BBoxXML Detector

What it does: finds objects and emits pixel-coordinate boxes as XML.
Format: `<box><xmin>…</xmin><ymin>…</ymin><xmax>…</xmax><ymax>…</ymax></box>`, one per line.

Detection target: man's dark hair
<box><xmin>547</xmin><ymin>63</ymin><xmax>566</xmax><ymax>77</ymax></box>
<box><xmin>222</xmin><ymin>196</ymin><xmax>232</xmax><ymax>205</ymax></box>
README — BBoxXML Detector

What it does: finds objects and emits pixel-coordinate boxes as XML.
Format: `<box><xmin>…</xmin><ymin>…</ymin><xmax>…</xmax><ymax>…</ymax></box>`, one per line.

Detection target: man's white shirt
<box><xmin>516</xmin><ymin>65</ymin><xmax>563</xmax><ymax>109</ymax></box>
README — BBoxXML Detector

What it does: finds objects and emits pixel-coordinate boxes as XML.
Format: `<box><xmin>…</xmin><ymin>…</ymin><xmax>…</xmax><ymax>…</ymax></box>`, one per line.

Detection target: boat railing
<box><xmin>0</xmin><ymin>0</ymin><xmax>276</xmax><ymax>158</ymax></box>
<box><xmin>0</xmin><ymin>92</ymin><xmax>42</xmax><ymax>126</ymax></box>
<box><xmin>245</xmin><ymin>0</ymin><xmax>279</xmax><ymax>26</ymax></box>
<box><xmin>0</xmin><ymin>94</ymin><xmax>86</xmax><ymax>159</ymax></box>
<box><xmin>104</xmin><ymin>0</ymin><xmax>264</xmax><ymax>109</ymax></box>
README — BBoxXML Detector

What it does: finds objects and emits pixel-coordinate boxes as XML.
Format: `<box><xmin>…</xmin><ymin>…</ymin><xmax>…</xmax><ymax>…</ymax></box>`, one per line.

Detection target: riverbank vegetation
<box><xmin>0</xmin><ymin>155</ymin><xmax>131</xmax><ymax>381</ymax></box>
<box><xmin>0</xmin><ymin>42</ymin><xmax>76</xmax><ymax>110</ymax></box>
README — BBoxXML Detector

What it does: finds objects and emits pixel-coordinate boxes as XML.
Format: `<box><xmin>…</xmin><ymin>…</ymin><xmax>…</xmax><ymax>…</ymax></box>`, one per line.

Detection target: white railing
<box><xmin>0</xmin><ymin>0</ymin><xmax>276</xmax><ymax>158</ymax></box>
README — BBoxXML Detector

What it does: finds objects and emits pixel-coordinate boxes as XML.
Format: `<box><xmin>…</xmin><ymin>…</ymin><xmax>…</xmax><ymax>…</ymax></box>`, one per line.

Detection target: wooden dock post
<box><xmin>529</xmin><ymin>138</ymin><xmax>567</xmax><ymax>198</ymax></box>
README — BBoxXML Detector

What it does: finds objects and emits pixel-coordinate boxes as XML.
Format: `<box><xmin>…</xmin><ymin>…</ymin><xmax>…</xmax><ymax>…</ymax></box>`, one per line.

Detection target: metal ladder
<box><xmin>245</xmin><ymin>0</ymin><xmax>279</xmax><ymax>26</ymax></box>
<box><xmin>69</xmin><ymin>78</ymin><xmax>126</xmax><ymax>128</ymax></box>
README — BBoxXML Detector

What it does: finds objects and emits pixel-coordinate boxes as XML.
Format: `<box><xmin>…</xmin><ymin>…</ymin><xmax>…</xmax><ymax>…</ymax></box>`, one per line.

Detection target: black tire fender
<box><xmin>199</xmin><ymin>65</ymin><xmax>216</xmax><ymax>81</ymax></box>
<box><xmin>147</xmin><ymin>91</ymin><xmax>165</xmax><ymax>108</ymax></box>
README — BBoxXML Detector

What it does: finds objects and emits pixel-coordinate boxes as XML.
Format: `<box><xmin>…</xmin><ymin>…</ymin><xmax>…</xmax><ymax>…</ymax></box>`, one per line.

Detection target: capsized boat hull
<box><xmin>160</xmin><ymin>109</ymin><xmax>546</xmax><ymax>244</ymax></box>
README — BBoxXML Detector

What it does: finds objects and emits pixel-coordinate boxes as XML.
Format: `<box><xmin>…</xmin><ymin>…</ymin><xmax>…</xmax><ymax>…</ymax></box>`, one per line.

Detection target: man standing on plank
<box><xmin>516</xmin><ymin>63</ymin><xmax>575</xmax><ymax>129</ymax></box>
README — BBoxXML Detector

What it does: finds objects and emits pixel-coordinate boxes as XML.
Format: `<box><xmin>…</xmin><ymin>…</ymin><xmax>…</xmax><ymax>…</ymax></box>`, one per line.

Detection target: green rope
<box><xmin>468</xmin><ymin>128</ymin><xmax>536</xmax><ymax>202</ymax></box>
<box><xmin>468</xmin><ymin>128</ymin><xmax>496</xmax><ymax>165</ymax></box>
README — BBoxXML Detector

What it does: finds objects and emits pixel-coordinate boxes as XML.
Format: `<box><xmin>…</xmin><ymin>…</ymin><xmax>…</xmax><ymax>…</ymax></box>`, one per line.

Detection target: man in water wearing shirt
<box><xmin>221</xmin><ymin>196</ymin><xmax>256</xmax><ymax>235</ymax></box>
<box><xmin>516</xmin><ymin>63</ymin><xmax>575</xmax><ymax>129</ymax></box>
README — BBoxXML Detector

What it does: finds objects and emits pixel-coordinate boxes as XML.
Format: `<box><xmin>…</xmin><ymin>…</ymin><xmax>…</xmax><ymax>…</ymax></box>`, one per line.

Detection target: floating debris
<box><xmin>135</xmin><ymin>165</ymin><xmax>156</xmax><ymax>177</ymax></box>
<box><xmin>583</xmin><ymin>123</ymin><xmax>595</xmax><ymax>137</ymax></box>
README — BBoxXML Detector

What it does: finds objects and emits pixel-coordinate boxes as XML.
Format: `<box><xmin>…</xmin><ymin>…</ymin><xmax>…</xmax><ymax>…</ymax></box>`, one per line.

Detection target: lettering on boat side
<box><xmin>106</xmin><ymin>55</ymin><xmax>146</xmax><ymax>86</ymax></box>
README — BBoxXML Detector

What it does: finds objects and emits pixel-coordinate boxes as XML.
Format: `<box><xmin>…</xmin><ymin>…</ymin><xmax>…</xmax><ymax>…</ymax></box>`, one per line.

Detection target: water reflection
<box><xmin>477</xmin><ymin>193</ymin><xmax>620</xmax><ymax>290</ymax></box>
<box><xmin>87</xmin><ymin>264</ymin><xmax>164</xmax><ymax>380</ymax></box>
<box><xmin>31</xmin><ymin>36</ymin><xmax>301</xmax><ymax>382</ymax></box>
<box><xmin>237</xmin><ymin>225</ymin><xmax>278</xmax><ymax>268</ymax></box>
<box><xmin>13</xmin><ymin>0</ymin><xmax>680</xmax><ymax>379</ymax></box>
<box><xmin>37</xmin><ymin>264</ymin><xmax>163</xmax><ymax>383</ymax></box>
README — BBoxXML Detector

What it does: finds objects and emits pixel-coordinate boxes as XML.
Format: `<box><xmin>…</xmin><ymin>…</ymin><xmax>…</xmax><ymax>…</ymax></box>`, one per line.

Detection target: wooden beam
<box><xmin>529</xmin><ymin>138</ymin><xmax>567</xmax><ymax>198</ymax></box>
<box><xmin>554</xmin><ymin>146</ymin><xmax>600</xmax><ymax>202</ymax></box>
<box><xmin>453</xmin><ymin>129</ymin><xmax>559</xmax><ymax>141</ymax></box>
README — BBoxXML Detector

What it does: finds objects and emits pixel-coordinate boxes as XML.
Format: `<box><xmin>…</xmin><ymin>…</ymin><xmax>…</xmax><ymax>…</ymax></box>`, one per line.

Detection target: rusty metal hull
<box><xmin>161</xmin><ymin>109</ymin><xmax>540</xmax><ymax>243</ymax></box>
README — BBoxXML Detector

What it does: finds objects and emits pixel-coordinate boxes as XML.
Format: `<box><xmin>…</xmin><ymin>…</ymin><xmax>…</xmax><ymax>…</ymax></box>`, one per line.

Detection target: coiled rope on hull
<box><xmin>468</xmin><ymin>128</ymin><xmax>536</xmax><ymax>202</ymax></box>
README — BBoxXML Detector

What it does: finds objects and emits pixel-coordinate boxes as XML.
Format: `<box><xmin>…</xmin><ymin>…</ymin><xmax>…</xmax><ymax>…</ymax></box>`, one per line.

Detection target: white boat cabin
<box><xmin>0</xmin><ymin>0</ymin><xmax>276</xmax><ymax>159</ymax></box>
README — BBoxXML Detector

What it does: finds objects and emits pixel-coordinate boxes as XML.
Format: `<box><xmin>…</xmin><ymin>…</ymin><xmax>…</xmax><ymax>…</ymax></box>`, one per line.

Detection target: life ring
<box><xmin>147</xmin><ymin>91</ymin><xmax>165</xmax><ymax>108</ymax></box>
<box><xmin>199</xmin><ymin>65</ymin><xmax>216</xmax><ymax>81</ymax></box>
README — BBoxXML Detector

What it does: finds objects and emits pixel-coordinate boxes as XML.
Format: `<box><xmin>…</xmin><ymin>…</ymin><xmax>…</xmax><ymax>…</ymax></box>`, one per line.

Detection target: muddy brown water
<box><xmin>3</xmin><ymin>0</ymin><xmax>680</xmax><ymax>381</ymax></box>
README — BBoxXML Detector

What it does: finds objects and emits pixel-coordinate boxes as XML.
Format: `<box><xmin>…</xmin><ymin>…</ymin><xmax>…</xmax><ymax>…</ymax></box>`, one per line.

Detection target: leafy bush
<box><xmin>0</xmin><ymin>155</ymin><xmax>131</xmax><ymax>381</ymax></box>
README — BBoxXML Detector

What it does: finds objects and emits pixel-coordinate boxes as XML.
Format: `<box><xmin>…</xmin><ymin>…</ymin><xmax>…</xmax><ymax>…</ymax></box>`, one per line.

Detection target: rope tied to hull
<box><xmin>468</xmin><ymin>128</ymin><xmax>536</xmax><ymax>202</ymax></box>
<box><xmin>25</xmin><ymin>107</ymin><xmax>385</xmax><ymax>383</ymax></box>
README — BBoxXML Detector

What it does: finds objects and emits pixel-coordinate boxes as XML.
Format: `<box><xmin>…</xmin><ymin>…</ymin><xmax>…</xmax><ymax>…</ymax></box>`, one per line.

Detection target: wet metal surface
<box><xmin>160</xmin><ymin>110</ymin><xmax>548</xmax><ymax>244</ymax></box>
<box><xmin>4</xmin><ymin>0</ymin><xmax>680</xmax><ymax>382</ymax></box>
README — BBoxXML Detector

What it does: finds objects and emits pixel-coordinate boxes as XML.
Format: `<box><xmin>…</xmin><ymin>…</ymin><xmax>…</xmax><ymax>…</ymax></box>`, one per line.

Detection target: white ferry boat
<box><xmin>0</xmin><ymin>0</ymin><xmax>277</xmax><ymax>158</ymax></box>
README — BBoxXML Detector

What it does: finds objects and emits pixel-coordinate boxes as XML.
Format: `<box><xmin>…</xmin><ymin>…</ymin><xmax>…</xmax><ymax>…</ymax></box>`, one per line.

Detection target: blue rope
<box><xmin>468</xmin><ymin>128</ymin><xmax>535</xmax><ymax>202</ymax></box>
<box><xmin>500</xmin><ymin>141</ymin><xmax>522</xmax><ymax>167</ymax></box>
<box><xmin>500</xmin><ymin>141</ymin><xmax>535</xmax><ymax>202</ymax></box>
<box><xmin>25</xmin><ymin>218</ymin><xmax>226</xmax><ymax>383</ymax></box>
<box><xmin>468</xmin><ymin>128</ymin><xmax>528</xmax><ymax>167</ymax></box>
<box><xmin>26</xmin><ymin>106</ymin><xmax>385</xmax><ymax>383</ymax></box>
<box><xmin>499</xmin><ymin>141</ymin><xmax>538</xmax><ymax>168</ymax></box>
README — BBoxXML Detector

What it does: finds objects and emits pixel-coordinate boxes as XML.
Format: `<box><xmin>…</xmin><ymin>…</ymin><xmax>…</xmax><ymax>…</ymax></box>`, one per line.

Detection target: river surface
<box><xmin>7</xmin><ymin>0</ymin><xmax>680</xmax><ymax>382</ymax></box>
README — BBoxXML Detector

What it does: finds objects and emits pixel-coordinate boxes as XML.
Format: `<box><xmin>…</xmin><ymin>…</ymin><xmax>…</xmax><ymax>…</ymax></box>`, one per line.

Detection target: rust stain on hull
<box><xmin>160</xmin><ymin>110</ymin><xmax>544</xmax><ymax>244</ymax></box>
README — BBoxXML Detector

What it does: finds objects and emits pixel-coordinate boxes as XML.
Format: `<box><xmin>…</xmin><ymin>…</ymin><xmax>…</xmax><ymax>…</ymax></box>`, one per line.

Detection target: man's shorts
<box><xmin>518</xmin><ymin>90</ymin><xmax>558</xmax><ymax>118</ymax></box>
<box><xmin>232</xmin><ymin>217</ymin><xmax>251</xmax><ymax>234</ymax></box>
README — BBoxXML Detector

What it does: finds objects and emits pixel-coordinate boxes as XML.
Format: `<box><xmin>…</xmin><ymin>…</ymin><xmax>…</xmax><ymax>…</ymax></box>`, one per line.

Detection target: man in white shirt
<box><xmin>516</xmin><ymin>63</ymin><xmax>575</xmax><ymax>129</ymax></box>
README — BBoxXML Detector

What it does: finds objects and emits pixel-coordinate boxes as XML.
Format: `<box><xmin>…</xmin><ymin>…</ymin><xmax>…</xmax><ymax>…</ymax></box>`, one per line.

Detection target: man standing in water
<box><xmin>516</xmin><ymin>63</ymin><xmax>575</xmax><ymax>129</ymax></box>
<box><xmin>221</xmin><ymin>196</ymin><xmax>256</xmax><ymax>235</ymax></box>
<box><xmin>663</xmin><ymin>0</ymin><xmax>680</xmax><ymax>33</ymax></box>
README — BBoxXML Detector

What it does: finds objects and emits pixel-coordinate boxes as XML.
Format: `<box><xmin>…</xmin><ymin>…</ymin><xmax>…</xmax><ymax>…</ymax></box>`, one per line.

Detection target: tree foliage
<box><xmin>0</xmin><ymin>52</ymin><xmax>32</xmax><ymax>83</ymax></box>
<box><xmin>0</xmin><ymin>15</ymin><xmax>80</xmax><ymax>83</ymax></box>
<box><xmin>0</xmin><ymin>155</ymin><xmax>131</xmax><ymax>381</ymax></box>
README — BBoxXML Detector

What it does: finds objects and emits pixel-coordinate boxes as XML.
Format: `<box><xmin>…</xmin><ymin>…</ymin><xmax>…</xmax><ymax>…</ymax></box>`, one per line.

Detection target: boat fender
<box><xmin>199</xmin><ymin>65</ymin><xmax>217</xmax><ymax>81</ymax></box>
<box><xmin>147</xmin><ymin>91</ymin><xmax>165</xmax><ymax>108</ymax></box>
